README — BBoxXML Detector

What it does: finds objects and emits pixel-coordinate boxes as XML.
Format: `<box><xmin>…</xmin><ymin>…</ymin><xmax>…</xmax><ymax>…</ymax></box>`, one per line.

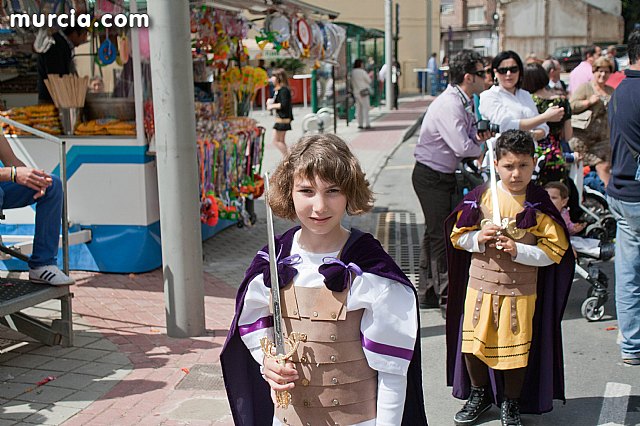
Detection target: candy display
<box><xmin>1</xmin><ymin>104</ymin><xmax>61</xmax><ymax>135</ymax></box>
<box><xmin>75</xmin><ymin>119</ymin><xmax>136</xmax><ymax>136</ymax></box>
<box><xmin>197</xmin><ymin>118</ymin><xmax>265</xmax><ymax>228</ymax></box>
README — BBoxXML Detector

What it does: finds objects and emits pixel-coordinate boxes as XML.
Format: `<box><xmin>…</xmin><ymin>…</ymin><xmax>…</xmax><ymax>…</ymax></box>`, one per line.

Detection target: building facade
<box><xmin>313</xmin><ymin>0</ymin><xmax>441</xmax><ymax>93</ymax></box>
<box><xmin>440</xmin><ymin>0</ymin><xmax>623</xmax><ymax>60</ymax></box>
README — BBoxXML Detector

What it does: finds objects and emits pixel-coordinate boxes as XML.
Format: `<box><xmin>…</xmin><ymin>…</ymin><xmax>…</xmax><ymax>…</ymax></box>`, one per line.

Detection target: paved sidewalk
<box><xmin>0</xmin><ymin>95</ymin><xmax>432</xmax><ymax>425</ymax></box>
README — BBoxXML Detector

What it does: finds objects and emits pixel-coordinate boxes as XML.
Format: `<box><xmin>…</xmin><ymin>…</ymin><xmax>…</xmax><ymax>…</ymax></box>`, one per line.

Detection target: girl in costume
<box><xmin>221</xmin><ymin>134</ymin><xmax>427</xmax><ymax>426</ymax></box>
<box><xmin>445</xmin><ymin>130</ymin><xmax>574</xmax><ymax>426</ymax></box>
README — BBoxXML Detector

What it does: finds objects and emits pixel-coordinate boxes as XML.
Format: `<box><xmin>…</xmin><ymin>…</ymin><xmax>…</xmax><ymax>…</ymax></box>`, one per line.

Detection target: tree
<box><xmin>622</xmin><ymin>0</ymin><xmax>640</xmax><ymax>42</ymax></box>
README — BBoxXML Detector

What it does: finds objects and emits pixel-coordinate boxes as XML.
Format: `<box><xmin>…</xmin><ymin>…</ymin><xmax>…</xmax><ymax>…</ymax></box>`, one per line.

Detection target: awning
<box><xmin>334</xmin><ymin>22</ymin><xmax>384</xmax><ymax>40</ymax></box>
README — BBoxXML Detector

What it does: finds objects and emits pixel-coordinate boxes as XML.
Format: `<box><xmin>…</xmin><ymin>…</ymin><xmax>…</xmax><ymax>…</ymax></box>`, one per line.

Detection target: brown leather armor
<box><xmin>274</xmin><ymin>282</ymin><xmax>377</xmax><ymax>425</ymax></box>
<box><xmin>469</xmin><ymin>207</ymin><xmax>539</xmax><ymax>332</ymax></box>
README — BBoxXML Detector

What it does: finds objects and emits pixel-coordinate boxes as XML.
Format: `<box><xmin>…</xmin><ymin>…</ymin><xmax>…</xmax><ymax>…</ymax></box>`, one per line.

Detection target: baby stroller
<box><xmin>573</xmin><ymin>240</ymin><xmax>612</xmax><ymax>321</ymax></box>
<box><xmin>569</xmin><ymin>162</ymin><xmax>617</xmax><ymax>242</ymax></box>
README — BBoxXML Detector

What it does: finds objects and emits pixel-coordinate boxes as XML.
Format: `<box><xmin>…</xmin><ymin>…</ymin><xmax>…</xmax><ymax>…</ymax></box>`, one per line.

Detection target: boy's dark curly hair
<box><xmin>495</xmin><ymin>129</ymin><xmax>535</xmax><ymax>160</ymax></box>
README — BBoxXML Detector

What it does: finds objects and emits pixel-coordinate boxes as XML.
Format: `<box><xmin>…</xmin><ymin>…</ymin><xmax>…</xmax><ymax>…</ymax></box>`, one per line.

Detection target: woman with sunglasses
<box><xmin>479</xmin><ymin>51</ymin><xmax>565</xmax><ymax>143</ymax></box>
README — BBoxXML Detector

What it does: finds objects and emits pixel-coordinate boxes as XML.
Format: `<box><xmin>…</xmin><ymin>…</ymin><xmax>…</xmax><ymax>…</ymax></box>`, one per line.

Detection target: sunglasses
<box><xmin>496</xmin><ymin>66</ymin><xmax>520</xmax><ymax>74</ymax></box>
<box><xmin>469</xmin><ymin>70</ymin><xmax>487</xmax><ymax>77</ymax></box>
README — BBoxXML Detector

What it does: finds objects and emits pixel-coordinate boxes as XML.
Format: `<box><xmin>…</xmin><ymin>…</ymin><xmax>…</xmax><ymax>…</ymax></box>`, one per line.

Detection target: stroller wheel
<box><xmin>581</xmin><ymin>296</ymin><xmax>605</xmax><ymax>321</ymax></box>
<box><xmin>585</xmin><ymin>226</ymin><xmax>607</xmax><ymax>243</ymax></box>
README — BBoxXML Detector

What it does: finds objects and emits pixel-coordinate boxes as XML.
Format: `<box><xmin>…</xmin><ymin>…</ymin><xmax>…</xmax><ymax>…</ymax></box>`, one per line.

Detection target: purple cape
<box><xmin>220</xmin><ymin>226</ymin><xmax>428</xmax><ymax>426</ymax></box>
<box><xmin>445</xmin><ymin>183</ymin><xmax>575</xmax><ymax>414</ymax></box>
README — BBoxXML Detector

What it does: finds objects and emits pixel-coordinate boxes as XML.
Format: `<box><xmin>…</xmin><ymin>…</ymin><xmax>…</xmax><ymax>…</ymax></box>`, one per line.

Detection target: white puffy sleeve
<box><xmin>350</xmin><ymin>274</ymin><xmax>418</xmax><ymax>376</ymax></box>
<box><xmin>238</xmin><ymin>274</ymin><xmax>274</xmax><ymax>365</ymax></box>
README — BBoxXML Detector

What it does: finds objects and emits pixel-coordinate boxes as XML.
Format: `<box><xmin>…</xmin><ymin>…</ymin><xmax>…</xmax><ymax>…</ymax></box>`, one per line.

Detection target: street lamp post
<box><xmin>492</xmin><ymin>12</ymin><xmax>500</xmax><ymax>55</ymax></box>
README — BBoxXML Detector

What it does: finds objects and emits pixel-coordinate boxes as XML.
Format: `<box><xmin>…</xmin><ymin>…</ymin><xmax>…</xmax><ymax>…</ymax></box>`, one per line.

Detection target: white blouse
<box><xmin>239</xmin><ymin>230</ymin><xmax>418</xmax><ymax>426</ymax></box>
<box><xmin>479</xmin><ymin>84</ymin><xmax>549</xmax><ymax>136</ymax></box>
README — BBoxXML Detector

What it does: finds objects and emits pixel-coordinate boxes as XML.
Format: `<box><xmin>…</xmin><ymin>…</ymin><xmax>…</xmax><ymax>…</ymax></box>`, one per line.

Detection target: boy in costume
<box><xmin>445</xmin><ymin>130</ymin><xmax>574</xmax><ymax>426</ymax></box>
<box><xmin>221</xmin><ymin>134</ymin><xmax>428</xmax><ymax>425</ymax></box>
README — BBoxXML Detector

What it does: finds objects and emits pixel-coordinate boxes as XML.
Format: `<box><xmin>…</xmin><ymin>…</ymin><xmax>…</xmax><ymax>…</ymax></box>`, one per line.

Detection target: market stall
<box><xmin>0</xmin><ymin>0</ymin><xmax>340</xmax><ymax>273</ymax></box>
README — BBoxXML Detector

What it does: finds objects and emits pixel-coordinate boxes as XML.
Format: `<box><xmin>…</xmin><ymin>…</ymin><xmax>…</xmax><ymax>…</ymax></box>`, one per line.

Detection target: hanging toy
<box><xmin>255</xmin><ymin>29</ymin><xmax>283</xmax><ymax>52</ymax></box>
<box><xmin>294</xmin><ymin>17</ymin><xmax>312</xmax><ymax>58</ymax></box>
<box><xmin>117</xmin><ymin>34</ymin><xmax>130</xmax><ymax>65</ymax></box>
<box><xmin>97</xmin><ymin>29</ymin><xmax>117</xmax><ymax>66</ymax></box>
<box><xmin>201</xmin><ymin>191</ymin><xmax>219</xmax><ymax>226</ymax></box>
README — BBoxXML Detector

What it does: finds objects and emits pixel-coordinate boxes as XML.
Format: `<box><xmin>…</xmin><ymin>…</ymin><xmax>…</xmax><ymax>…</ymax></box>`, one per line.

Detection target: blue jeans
<box><xmin>429</xmin><ymin>73</ymin><xmax>438</xmax><ymax>96</ymax></box>
<box><xmin>0</xmin><ymin>175</ymin><xmax>62</xmax><ymax>268</ymax></box>
<box><xmin>607</xmin><ymin>195</ymin><xmax>640</xmax><ymax>360</ymax></box>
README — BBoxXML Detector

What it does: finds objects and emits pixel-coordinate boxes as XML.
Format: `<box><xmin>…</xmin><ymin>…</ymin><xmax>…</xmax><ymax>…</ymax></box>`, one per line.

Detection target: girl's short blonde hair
<box><xmin>269</xmin><ymin>134</ymin><xmax>375</xmax><ymax>220</ymax></box>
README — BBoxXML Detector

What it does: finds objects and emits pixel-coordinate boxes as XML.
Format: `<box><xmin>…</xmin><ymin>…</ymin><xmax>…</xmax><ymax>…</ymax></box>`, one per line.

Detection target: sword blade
<box><xmin>264</xmin><ymin>173</ymin><xmax>286</xmax><ymax>355</ymax></box>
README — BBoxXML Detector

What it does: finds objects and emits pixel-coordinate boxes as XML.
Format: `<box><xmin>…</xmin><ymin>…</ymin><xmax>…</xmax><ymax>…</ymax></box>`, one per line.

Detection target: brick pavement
<box><xmin>0</xmin><ymin>95</ymin><xmax>432</xmax><ymax>425</ymax></box>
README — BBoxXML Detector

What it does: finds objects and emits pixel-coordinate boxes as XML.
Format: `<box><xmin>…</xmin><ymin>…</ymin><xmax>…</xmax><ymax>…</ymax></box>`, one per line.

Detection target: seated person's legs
<box><xmin>0</xmin><ymin>176</ymin><xmax>73</xmax><ymax>285</ymax></box>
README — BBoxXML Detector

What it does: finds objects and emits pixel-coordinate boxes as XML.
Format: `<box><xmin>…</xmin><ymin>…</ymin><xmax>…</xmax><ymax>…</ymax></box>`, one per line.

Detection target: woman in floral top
<box><xmin>523</xmin><ymin>63</ymin><xmax>582</xmax><ymax>221</ymax></box>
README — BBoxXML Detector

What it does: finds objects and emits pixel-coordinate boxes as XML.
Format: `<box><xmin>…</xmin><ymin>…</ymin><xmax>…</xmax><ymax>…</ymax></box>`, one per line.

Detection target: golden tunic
<box><xmin>451</xmin><ymin>185</ymin><xmax>568</xmax><ymax>370</ymax></box>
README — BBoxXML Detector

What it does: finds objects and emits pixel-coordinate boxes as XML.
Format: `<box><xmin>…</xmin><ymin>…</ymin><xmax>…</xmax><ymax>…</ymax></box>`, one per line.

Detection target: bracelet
<box><xmin>10</xmin><ymin>166</ymin><xmax>16</xmax><ymax>183</ymax></box>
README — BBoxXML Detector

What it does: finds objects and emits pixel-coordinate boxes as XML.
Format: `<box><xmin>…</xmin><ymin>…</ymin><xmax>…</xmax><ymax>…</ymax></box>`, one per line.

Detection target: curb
<box><xmin>369</xmin><ymin>110</ymin><xmax>426</xmax><ymax>187</ymax></box>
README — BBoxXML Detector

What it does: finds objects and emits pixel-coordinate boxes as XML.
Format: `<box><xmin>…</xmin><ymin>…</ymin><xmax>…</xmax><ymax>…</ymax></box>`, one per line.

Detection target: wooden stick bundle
<box><xmin>44</xmin><ymin>74</ymin><xmax>89</xmax><ymax>109</ymax></box>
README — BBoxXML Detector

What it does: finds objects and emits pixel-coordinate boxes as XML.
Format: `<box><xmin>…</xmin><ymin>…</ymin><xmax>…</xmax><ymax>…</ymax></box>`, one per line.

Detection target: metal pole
<box><xmin>59</xmin><ymin>140</ymin><xmax>69</xmax><ymax>275</ymax></box>
<box><xmin>332</xmin><ymin>66</ymin><xmax>337</xmax><ymax>133</ymax></box>
<box><xmin>426</xmin><ymin>0</ymin><xmax>432</xmax><ymax>61</ymax></box>
<box><xmin>311</xmin><ymin>69</ymin><xmax>318</xmax><ymax>113</ymax></box>
<box><xmin>148</xmin><ymin>0</ymin><xmax>205</xmax><ymax>338</ymax></box>
<box><xmin>130</xmin><ymin>0</ymin><xmax>145</xmax><ymax>145</ymax></box>
<box><xmin>302</xmin><ymin>77</ymin><xmax>308</xmax><ymax>108</ymax></box>
<box><xmin>385</xmin><ymin>0</ymin><xmax>393</xmax><ymax>112</ymax></box>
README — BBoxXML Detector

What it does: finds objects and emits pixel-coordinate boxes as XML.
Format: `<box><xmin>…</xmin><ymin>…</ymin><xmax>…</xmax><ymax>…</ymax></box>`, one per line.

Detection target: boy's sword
<box><xmin>482</xmin><ymin>139</ymin><xmax>525</xmax><ymax>244</ymax></box>
<box><xmin>260</xmin><ymin>173</ymin><xmax>303</xmax><ymax>409</ymax></box>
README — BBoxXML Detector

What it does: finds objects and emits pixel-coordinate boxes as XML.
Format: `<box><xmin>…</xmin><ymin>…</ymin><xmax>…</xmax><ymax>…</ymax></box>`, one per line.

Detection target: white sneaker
<box><xmin>29</xmin><ymin>265</ymin><xmax>75</xmax><ymax>286</ymax></box>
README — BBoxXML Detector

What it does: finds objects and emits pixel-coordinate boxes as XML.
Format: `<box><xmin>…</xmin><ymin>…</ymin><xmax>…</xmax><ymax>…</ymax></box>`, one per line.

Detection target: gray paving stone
<box><xmin>70</xmin><ymin>333</ymin><xmax>103</xmax><ymax>348</ymax></box>
<box><xmin>101</xmin><ymin>367</ymin><xmax>132</xmax><ymax>381</ymax></box>
<box><xmin>35</xmin><ymin>357</ymin><xmax>89</xmax><ymax>373</ymax></box>
<box><xmin>0</xmin><ymin>401</ymin><xmax>49</xmax><ymax>421</ymax></box>
<box><xmin>0</xmin><ymin>353</ymin><xmax>50</xmax><ymax>369</ymax></box>
<box><xmin>24</xmin><ymin>404</ymin><xmax>81</xmax><ymax>425</ymax></box>
<box><xmin>83</xmin><ymin>377</ymin><xmax>121</xmax><ymax>394</ymax></box>
<box><xmin>61</xmin><ymin>348</ymin><xmax>114</xmax><ymax>362</ymax></box>
<box><xmin>73</xmin><ymin>361</ymin><xmax>125</xmax><ymax>377</ymax></box>
<box><xmin>84</xmin><ymin>338</ymin><xmax>118</xmax><ymax>351</ymax></box>
<box><xmin>46</xmin><ymin>372</ymin><xmax>96</xmax><ymax>390</ymax></box>
<box><xmin>0</xmin><ymin>381</ymin><xmax>30</xmax><ymax>399</ymax></box>
<box><xmin>13</xmin><ymin>384</ymin><xmax>75</xmax><ymax>404</ymax></box>
<box><xmin>95</xmin><ymin>351</ymin><xmax>131</xmax><ymax>366</ymax></box>
<box><xmin>28</xmin><ymin>344</ymin><xmax>79</xmax><ymax>358</ymax></box>
<box><xmin>0</xmin><ymin>366</ymin><xmax>27</xmax><ymax>382</ymax></box>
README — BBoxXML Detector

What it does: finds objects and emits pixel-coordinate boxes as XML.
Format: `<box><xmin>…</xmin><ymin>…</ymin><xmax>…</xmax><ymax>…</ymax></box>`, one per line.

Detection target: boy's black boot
<box><xmin>454</xmin><ymin>385</ymin><xmax>492</xmax><ymax>425</ymax></box>
<box><xmin>500</xmin><ymin>398</ymin><xmax>523</xmax><ymax>426</ymax></box>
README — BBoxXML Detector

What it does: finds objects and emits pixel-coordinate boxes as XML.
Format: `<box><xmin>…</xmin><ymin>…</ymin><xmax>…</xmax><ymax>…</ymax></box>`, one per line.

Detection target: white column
<box><xmin>147</xmin><ymin>0</ymin><xmax>205</xmax><ymax>338</ymax></box>
<box><xmin>385</xmin><ymin>0</ymin><xmax>393</xmax><ymax>111</ymax></box>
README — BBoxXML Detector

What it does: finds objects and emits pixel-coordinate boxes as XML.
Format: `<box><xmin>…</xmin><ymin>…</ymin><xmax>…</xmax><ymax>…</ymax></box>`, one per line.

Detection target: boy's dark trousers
<box><xmin>412</xmin><ymin>161</ymin><xmax>457</xmax><ymax>308</ymax></box>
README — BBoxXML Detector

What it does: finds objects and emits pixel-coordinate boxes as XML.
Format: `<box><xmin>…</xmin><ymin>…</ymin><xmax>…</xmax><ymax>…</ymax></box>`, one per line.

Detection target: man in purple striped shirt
<box><xmin>412</xmin><ymin>49</ymin><xmax>492</xmax><ymax>313</ymax></box>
